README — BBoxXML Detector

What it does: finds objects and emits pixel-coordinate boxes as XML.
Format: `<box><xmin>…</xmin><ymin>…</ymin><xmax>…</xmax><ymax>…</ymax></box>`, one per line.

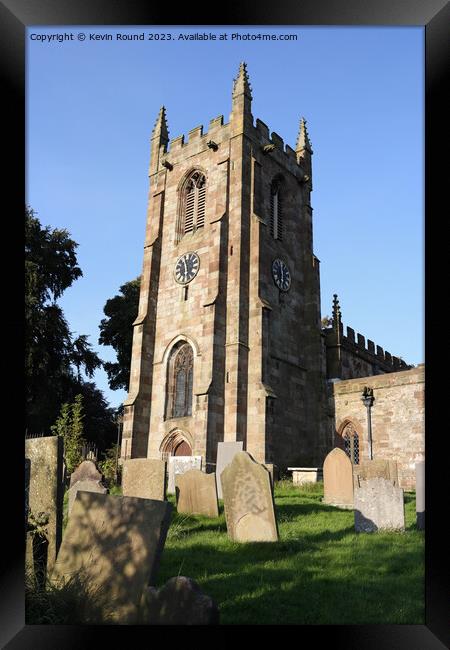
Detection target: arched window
<box><xmin>180</xmin><ymin>171</ymin><xmax>206</xmax><ymax>238</ymax></box>
<box><xmin>166</xmin><ymin>342</ymin><xmax>194</xmax><ymax>419</ymax></box>
<box><xmin>270</xmin><ymin>177</ymin><xmax>284</xmax><ymax>241</ymax></box>
<box><xmin>342</xmin><ymin>422</ymin><xmax>360</xmax><ymax>465</ymax></box>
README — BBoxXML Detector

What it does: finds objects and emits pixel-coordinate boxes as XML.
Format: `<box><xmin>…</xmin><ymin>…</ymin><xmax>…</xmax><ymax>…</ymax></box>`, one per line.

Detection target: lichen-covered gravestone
<box><xmin>354</xmin><ymin>477</ymin><xmax>405</xmax><ymax>532</ymax></box>
<box><xmin>323</xmin><ymin>447</ymin><xmax>354</xmax><ymax>508</ymax></box>
<box><xmin>50</xmin><ymin>492</ymin><xmax>172</xmax><ymax>624</ymax></box>
<box><xmin>175</xmin><ymin>469</ymin><xmax>219</xmax><ymax>517</ymax></box>
<box><xmin>140</xmin><ymin>576</ymin><xmax>220</xmax><ymax>625</ymax></box>
<box><xmin>415</xmin><ymin>460</ymin><xmax>425</xmax><ymax>530</ymax></box>
<box><xmin>215</xmin><ymin>441</ymin><xmax>243</xmax><ymax>499</ymax></box>
<box><xmin>122</xmin><ymin>458</ymin><xmax>166</xmax><ymax>501</ymax></box>
<box><xmin>167</xmin><ymin>456</ymin><xmax>202</xmax><ymax>494</ymax></box>
<box><xmin>221</xmin><ymin>451</ymin><xmax>278</xmax><ymax>542</ymax></box>
<box><xmin>25</xmin><ymin>436</ymin><xmax>64</xmax><ymax>578</ymax></box>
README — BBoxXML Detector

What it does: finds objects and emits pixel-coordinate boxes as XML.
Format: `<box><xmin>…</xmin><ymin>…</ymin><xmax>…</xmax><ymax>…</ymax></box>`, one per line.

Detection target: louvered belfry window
<box><xmin>183</xmin><ymin>171</ymin><xmax>206</xmax><ymax>235</ymax></box>
<box><xmin>270</xmin><ymin>178</ymin><xmax>283</xmax><ymax>241</ymax></box>
<box><xmin>167</xmin><ymin>342</ymin><xmax>194</xmax><ymax>419</ymax></box>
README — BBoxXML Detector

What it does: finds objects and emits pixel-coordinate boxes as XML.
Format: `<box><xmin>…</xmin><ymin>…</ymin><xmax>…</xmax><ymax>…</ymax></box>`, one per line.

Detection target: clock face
<box><xmin>272</xmin><ymin>258</ymin><xmax>291</xmax><ymax>292</ymax></box>
<box><xmin>174</xmin><ymin>252</ymin><xmax>200</xmax><ymax>285</ymax></box>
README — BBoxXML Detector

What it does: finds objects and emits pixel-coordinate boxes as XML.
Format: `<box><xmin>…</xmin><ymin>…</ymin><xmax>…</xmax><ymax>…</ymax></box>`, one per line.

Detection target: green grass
<box><xmin>55</xmin><ymin>480</ymin><xmax>423</xmax><ymax>625</ymax></box>
<box><xmin>156</xmin><ymin>481</ymin><xmax>424</xmax><ymax>625</ymax></box>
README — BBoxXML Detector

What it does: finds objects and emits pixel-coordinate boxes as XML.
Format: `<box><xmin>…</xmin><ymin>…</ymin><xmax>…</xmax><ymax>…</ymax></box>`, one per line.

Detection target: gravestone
<box><xmin>354</xmin><ymin>477</ymin><xmax>405</xmax><ymax>532</ymax></box>
<box><xmin>354</xmin><ymin>458</ymin><xmax>398</xmax><ymax>488</ymax></box>
<box><xmin>167</xmin><ymin>456</ymin><xmax>202</xmax><ymax>494</ymax></box>
<box><xmin>176</xmin><ymin>469</ymin><xmax>219</xmax><ymax>517</ymax></box>
<box><xmin>415</xmin><ymin>460</ymin><xmax>425</xmax><ymax>530</ymax></box>
<box><xmin>25</xmin><ymin>458</ymin><xmax>31</xmax><ymax>531</ymax></box>
<box><xmin>122</xmin><ymin>458</ymin><xmax>166</xmax><ymax>501</ymax></box>
<box><xmin>50</xmin><ymin>492</ymin><xmax>172</xmax><ymax>624</ymax></box>
<box><xmin>68</xmin><ymin>480</ymin><xmax>108</xmax><ymax>515</ymax></box>
<box><xmin>323</xmin><ymin>448</ymin><xmax>354</xmax><ymax>508</ymax></box>
<box><xmin>25</xmin><ymin>436</ymin><xmax>64</xmax><ymax>578</ymax></box>
<box><xmin>221</xmin><ymin>451</ymin><xmax>278</xmax><ymax>542</ymax></box>
<box><xmin>215</xmin><ymin>441</ymin><xmax>243</xmax><ymax>499</ymax></box>
<box><xmin>140</xmin><ymin>576</ymin><xmax>220</xmax><ymax>625</ymax></box>
<box><xmin>69</xmin><ymin>459</ymin><xmax>103</xmax><ymax>488</ymax></box>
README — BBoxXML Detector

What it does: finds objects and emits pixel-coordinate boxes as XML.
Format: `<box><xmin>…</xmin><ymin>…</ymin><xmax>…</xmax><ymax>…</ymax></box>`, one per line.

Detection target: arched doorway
<box><xmin>173</xmin><ymin>440</ymin><xmax>192</xmax><ymax>456</ymax></box>
<box><xmin>160</xmin><ymin>429</ymin><xmax>193</xmax><ymax>460</ymax></box>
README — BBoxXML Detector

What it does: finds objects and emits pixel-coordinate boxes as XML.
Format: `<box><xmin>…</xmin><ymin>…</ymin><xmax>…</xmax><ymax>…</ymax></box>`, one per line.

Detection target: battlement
<box><xmin>341</xmin><ymin>324</ymin><xmax>410</xmax><ymax>370</ymax></box>
<box><xmin>324</xmin><ymin>294</ymin><xmax>412</xmax><ymax>378</ymax></box>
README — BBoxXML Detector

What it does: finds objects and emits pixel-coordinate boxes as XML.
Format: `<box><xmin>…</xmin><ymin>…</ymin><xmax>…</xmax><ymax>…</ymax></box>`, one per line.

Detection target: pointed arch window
<box><xmin>270</xmin><ymin>177</ymin><xmax>284</xmax><ymax>241</ymax></box>
<box><xmin>178</xmin><ymin>171</ymin><xmax>206</xmax><ymax>239</ymax></box>
<box><xmin>342</xmin><ymin>422</ymin><xmax>360</xmax><ymax>465</ymax></box>
<box><xmin>166</xmin><ymin>342</ymin><xmax>194</xmax><ymax>419</ymax></box>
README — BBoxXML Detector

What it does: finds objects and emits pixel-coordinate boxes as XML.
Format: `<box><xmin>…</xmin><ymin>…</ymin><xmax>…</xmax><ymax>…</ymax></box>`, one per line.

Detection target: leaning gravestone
<box><xmin>139</xmin><ymin>576</ymin><xmax>220</xmax><ymax>625</ymax></box>
<box><xmin>50</xmin><ymin>492</ymin><xmax>172</xmax><ymax>624</ymax></box>
<box><xmin>69</xmin><ymin>459</ymin><xmax>104</xmax><ymax>488</ymax></box>
<box><xmin>68</xmin><ymin>480</ymin><xmax>108</xmax><ymax>515</ymax></box>
<box><xmin>122</xmin><ymin>458</ymin><xmax>166</xmax><ymax>501</ymax></box>
<box><xmin>354</xmin><ymin>477</ymin><xmax>405</xmax><ymax>532</ymax></box>
<box><xmin>176</xmin><ymin>469</ymin><xmax>219</xmax><ymax>517</ymax></box>
<box><xmin>354</xmin><ymin>458</ymin><xmax>398</xmax><ymax>488</ymax></box>
<box><xmin>221</xmin><ymin>451</ymin><xmax>278</xmax><ymax>542</ymax></box>
<box><xmin>323</xmin><ymin>447</ymin><xmax>354</xmax><ymax>508</ymax></box>
<box><xmin>25</xmin><ymin>436</ymin><xmax>64</xmax><ymax>578</ymax></box>
<box><xmin>216</xmin><ymin>441</ymin><xmax>243</xmax><ymax>499</ymax></box>
<box><xmin>167</xmin><ymin>456</ymin><xmax>202</xmax><ymax>494</ymax></box>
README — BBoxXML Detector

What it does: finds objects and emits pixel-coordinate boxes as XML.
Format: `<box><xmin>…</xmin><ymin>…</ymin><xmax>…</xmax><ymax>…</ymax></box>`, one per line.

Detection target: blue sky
<box><xmin>26</xmin><ymin>26</ymin><xmax>424</xmax><ymax>409</ymax></box>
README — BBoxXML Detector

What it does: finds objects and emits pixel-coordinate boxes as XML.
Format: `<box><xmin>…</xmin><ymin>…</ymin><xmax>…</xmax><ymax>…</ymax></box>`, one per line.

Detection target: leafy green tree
<box><xmin>25</xmin><ymin>207</ymin><xmax>102</xmax><ymax>434</ymax></box>
<box><xmin>99</xmin><ymin>277</ymin><xmax>141</xmax><ymax>391</ymax></box>
<box><xmin>51</xmin><ymin>395</ymin><xmax>86</xmax><ymax>474</ymax></box>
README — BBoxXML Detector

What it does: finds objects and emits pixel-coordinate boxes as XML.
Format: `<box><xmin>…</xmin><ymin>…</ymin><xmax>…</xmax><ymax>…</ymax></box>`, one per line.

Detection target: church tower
<box><xmin>121</xmin><ymin>63</ymin><xmax>328</xmax><ymax>470</ymax></box>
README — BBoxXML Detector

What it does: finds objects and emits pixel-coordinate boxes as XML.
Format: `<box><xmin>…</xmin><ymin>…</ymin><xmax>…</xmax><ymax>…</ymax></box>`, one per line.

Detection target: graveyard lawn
<box><xmin>50</xmin><ymin>481</ymin><xmax>423</xmax><ymax>625</ymax></box>
<box><xmin>158</xmin><ymin>481</ymin><xmax>424</xmax><ymax>625</ymax></box>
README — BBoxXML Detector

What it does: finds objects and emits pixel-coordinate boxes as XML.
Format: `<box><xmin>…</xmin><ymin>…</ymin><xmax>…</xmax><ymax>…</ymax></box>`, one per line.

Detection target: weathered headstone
<box><xmin>215</xmin><ymin>441</ymin><xmax>243</xmax><ymax>499</ymax></box>
<box><xmin>122</xmin><ymin>458</ymin><xmax>166</xmax><ymax>501</ymax></box>
<box><xmin>354</xmin><ymin>458</ymin><xmax>398</xmax><ymax>488</ymax></box>
<box><xmin>25</xmin><ymin>436</ymin><xmax>64</xmax><ymax>577</ymax></box>
<box><xmin>139</xmin><ymin>576</ymin><xmax>220</xmax><ymax>625</ymax></box>
<box><xmin>25</xmin><ymin>458</ymin><xmax>31</xmax><ymax>532</ymax></box>
<box><xmin>68</xmin><ymin>481</ymin><xmax>108</xmax><ymax>515</ymax></box>
<box><xmin>221</xmin><ymin>451</ymin><xmax>278</xmax><ymax>542</ymax></box>
<box><xmin>167</xmin><ymin>456</ymin><xmax>202</xmax><ymax>494</ymax></box>
<box><xmin>415</xmin><ymin>460</ymin><xmax>425</xmax><ymax>530</ymax></box>
<box><xmin>50</xmin><ymin>492</ymin><xmax>172</xmax><ymax>624</ymax></box>
<box><xmin>323</xmin><ymin>448</ymin><xmax>354</xmax><ymax>508</ymax></box>
<box><xmin>354</xmin><ymin>477</ymin><xmax>405</xmax><ymax>532</ymax></box>
<box><xmin>69</xmin><ymin>459</ymin><xmax>103</xmax><ymax>488</ymax></box>
<box><xmin>175</xmin><ymin>469</ymin><xmax>219</xmax><ymax>517</ymax></box>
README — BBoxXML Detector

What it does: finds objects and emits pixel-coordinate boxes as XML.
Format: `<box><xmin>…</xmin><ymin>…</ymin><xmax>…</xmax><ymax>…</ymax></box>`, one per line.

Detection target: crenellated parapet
<box><xmin>324</xmin><ymin>294</ymin><xmax>412</xmax><ymax>379</ymax></box>
<box><xmin>149</xmin><ymin>62</ymin><xmax>311</xmax><ymax>183</ymax></box>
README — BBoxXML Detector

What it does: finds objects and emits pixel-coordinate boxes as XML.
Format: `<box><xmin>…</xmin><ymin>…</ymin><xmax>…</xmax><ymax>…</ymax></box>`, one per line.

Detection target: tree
<box><xmin>51</xmin><ymin>395</ymin><xmax>86</xmax><ymax>474</ymax></box>
<box><xmin>99</xmin><ymin>277</ymin><xmax>141</xmax><ymax>391</ymax></box>
<box><xmin>25</xmin><ymin>207</ymin><xmax>102</xmax><ymax>434</ymax></box>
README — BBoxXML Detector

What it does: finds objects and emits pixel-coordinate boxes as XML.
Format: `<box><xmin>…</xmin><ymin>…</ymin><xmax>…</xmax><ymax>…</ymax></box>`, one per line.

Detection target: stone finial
<box><xmin>152</xmin><ymin>105</ymin><xmax>169</xmax><ymax>142</ymax></box>
<box><xmin>332</xmin><ymin>294</ymin><xmax>342</xmax><ymax>331</ymax></box>
<box><xmin>232</xmin><ymin>61</ymin><xmax>252</xmax><ymax>100</ymax></box>
<box><xmin>296</xmin><ymin>117</ymin><xmax>313</xmax><ymax>154</ymax></box>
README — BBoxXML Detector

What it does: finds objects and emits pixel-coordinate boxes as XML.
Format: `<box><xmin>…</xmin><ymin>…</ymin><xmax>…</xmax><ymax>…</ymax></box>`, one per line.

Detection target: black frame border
<box><xmin>2</xmin><ymin>0</ymin><xmax>448</xmax><ymax>646</ymax></box>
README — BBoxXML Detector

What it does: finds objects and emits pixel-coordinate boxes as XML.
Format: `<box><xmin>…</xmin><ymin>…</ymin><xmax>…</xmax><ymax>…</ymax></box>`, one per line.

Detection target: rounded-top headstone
<box><xmin>323</xmin><ymin>447</ymin><xmax>354</xmax><ymax>507</ymax></box>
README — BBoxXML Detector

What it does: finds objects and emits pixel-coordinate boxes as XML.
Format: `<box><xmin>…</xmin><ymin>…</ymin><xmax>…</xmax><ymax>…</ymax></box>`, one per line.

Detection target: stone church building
<box><xmin>121</xmin><ymin>63</ymin><xmax>423</xmax><ymax>487</ymax></box>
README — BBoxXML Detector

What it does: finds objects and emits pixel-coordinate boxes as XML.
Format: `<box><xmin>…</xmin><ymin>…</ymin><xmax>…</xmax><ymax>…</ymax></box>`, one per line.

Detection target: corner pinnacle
<box><xmin>152</xmin><ymin>105</ymin><xmax>169</xmax><ymax>141</ymax></box>
<box><xmin>232</xmin><ymin>61</ymin><xmax>252</xmax><ymax>99</ymax></box>
<box><xmin>296</xmin><ymin>117</ymin><xmax>313</xmax><ymax>154</ymax></box>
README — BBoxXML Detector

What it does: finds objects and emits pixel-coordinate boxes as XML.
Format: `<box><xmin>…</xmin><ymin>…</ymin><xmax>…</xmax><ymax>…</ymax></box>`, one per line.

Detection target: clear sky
<box><xmin>26</xmin><ymin>25</ymin><xmax>424</xmax><ymax>409</ymax></box>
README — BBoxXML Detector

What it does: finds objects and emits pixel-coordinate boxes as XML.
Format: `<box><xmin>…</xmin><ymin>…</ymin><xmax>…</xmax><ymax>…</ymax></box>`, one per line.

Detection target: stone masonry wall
<box><xmin>332</xmin><ymin>365</ymin><xmax>425</xmax><ymax>490</ymax></box>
